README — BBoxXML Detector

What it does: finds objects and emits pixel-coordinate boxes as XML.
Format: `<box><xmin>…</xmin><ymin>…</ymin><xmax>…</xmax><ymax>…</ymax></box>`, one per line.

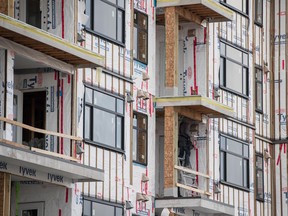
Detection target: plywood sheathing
<box><xmin>0</xmin><ymin>0</ymin><xmax>13</xmax><ymax>17</ymax></box>
<box><xmin>165</xmin><ymin>7</ymin><xmax>179</xmax><ymax>88</ymax></box>
<box><xmin>164</xmin><ymin>107</ymin><xmax>177</xmax><ymax>192</ymax></box>
<box><xmin>0</xmin><ymin>172</ymin><xmax>10</xmax><ymax>216</ymax></box>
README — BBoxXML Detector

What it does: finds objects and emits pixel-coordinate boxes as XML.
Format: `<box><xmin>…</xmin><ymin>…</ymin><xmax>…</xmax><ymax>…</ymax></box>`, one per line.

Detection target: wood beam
<box><xmin>175</xmin><ymin>7</ymin><xmax>202</xmax><ymax>26</ymax></box>
<box><xmin>174</xmin><ymin>106</ymin><xmax>202</xmax><ymax>122</ymax></box>
<box><xmin>0</xmin><ymin>0</ymin><xmax>14</xmax><ymax>16</ymax></box>
<box><xmin>0</xmin><ymin>172</ymin><xmax>11</xmax><ymax>216</ymax></box>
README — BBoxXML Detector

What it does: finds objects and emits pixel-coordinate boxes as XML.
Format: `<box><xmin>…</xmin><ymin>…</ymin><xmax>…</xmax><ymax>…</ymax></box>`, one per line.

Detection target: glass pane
<box><xmin>226</xmin><ymin>45</ymin><xmax>242</xmax><ymax>63</ymax></box>
<box><xmin>220</xmin><ymin>57</ymin><xmax>224</xmax><ymax>86</ymax></box>
<box><xmin>256</xmin><ymin>69</ymin><xmax>262</xmax><ymax>81</ymax></box>
<box><xmin>137</xmin><ymin>114</ymin><xmax>147</xmax><ymax>129</ymax></box>
<box><xmin>133</xmin><ymin>114</ymin><xmax>137</xmax><ymax>127</ymax></box>
<box><xmin>243</xmin><ymin>67</ymin><xmax>247</xmax><ymax>95</ymax></box>
<box><xmin>86</xmin><ymin>88</ymin><xmax>93</xmax><ymax>104</ymax></box>
<box><xmin>85</xmin><ymin>106</ymin><xmax>91</xmax><ymax>139</ymax></box>
<box><xmin>92</xmin><ymin>202</ymin><xmax>114</xmax><ymax>216</ymax></box>
<box><xmin>256</xmin><ymin>155</ymin><xmax>263</xmax><ymax>169</ymax></box>
<box><xmin>117</xmin><ymin>10</ymin><xmax>124</xmax><ymax>43</ymax></box>
<box><xmin>26</xmin><ymin>0</ymin><xmax>41</xmax><ymax>28</ymax></box>
<box><xmin>116</xmin><ymin>117</ymin><xmax>123</xmax><ymax>149</ymax></box>
<box><xmin>85</xmin><ymin>0</ymin><xmax>91</xmax><ymax>28</ymax></box>
<box><xmin>117</xmin><ymin>99</ymin><xmax>124</xmax><ymax>114</ymax></box>
<box><xmin>116</xmin><ymin>207</ymin><xmax>123</xmax><ymax>216</ymax></box>
<box><xmin>93</xmin><ymin>109</ymin><xmax>115</xmax><ymax>147</ymax></box>
<box><xmin>226</xmin><ymin>0</ymin><xmax>243</xmax><ymax>12</ymax></box>
<box><xmin>226</xmin><ymin>154</ymin><xmax>243</xmax><ymax>186</ymax></box>
<box><xmin>243</xmin><ymin>145</ymin><xmax>249</xmax><ymax>157</ymax></box>
<box><xmin>83</xmin><ymin>200</ymin><xmax>91</xmax><ymax>216</ymax></box>
<box><xmin>133</xmin><ymin>27</ymin><xmax>138</xmax><ymax>59</ymax></box>
<box><xmin>226</xmin><ymin>60</ymin><xmax>242</xmax><ymax>93</ymax></box>
<box><xmin>94</xmin><ymin>0</ymin><xmax>117</xmax><ymax>40</ymax></box>
<box><xmin>133</xmin><ymin>129</ymin><xmax>137</xmax><ymax>161</ymax></box>
<box><xmin>220</xmin><ymin>136</ymin><xmax>226</xmax><ymax>149</ymax></box>
<box><xmin>22</xmin><ymin>210</ymin><xmax>38</xmax><ymax>216</ymax></box>
<box><xmin>220</xmin><ymin>42</ymin><xmax>226</xmax><ymax>55</ymax></box>
<box><xmin>243</xmin><ymin>159</ymin><xmax>249</xmax><ymax>188</ymax></box>
<box><xmin>256</xmin><ymin>170</ymin><xmax>264</xmax><ymax>199</ymax></box>
<box><xmin>94</xmin><ymin>91</ymin><xmax>115</xmax><ymax>111</ymax></box>
<box><xmin>138</xmin><ymin>30</ymin><xmax>148</xmax><ymax>63</ymax></box>
<box><xmin>137</xmin><ymin>130</ymin><xmax>147</xmax><ymax>163</ymax></box>
<box><xmin>118</xmin><ymin>0</ymin><xmax>125</xmax><ymax>8</ymax></box>
<box><xmin>243</xmin><ymin>53</ymin><xmax>248</xmax><ymax>66</ymax></box>
<box><xmin>220</xmin><ymin>152</ymin><xmax>225</xmax><ymax>180</ymax></box>
<box><xmin>226</xmin><ymin>138</ymin><xmax>242</xmax><ymax>155</ymax></box>
<box><xmin>256</xmin><ymin>83</ymin><xmax>262</xmax><ymax>110</ymax></box>
<box><xmin>255</xmin><ymin>0</ymin><xmax>263</xmax><ymax>24</ymax></box>
<box><xmin>138</xmin><ymin>12</ymin><xmax>148</xmax><ymax>30</ymax></box>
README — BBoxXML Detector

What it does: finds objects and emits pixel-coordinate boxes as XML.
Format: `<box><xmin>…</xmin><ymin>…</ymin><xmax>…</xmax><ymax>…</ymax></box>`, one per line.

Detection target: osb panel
<box><xmin>165</xmin><ymin>7</ymin><xmax>178</xmax><ymax>88</ymax></box>
<box><xmin>164</xmin><ymin>107</ymin><xmax>177</xmax><ymax>188</ymax></box>
<box><xmin>0</xmin><ymin>0</ymin><xmax>13</xmax><ymax>16</ymax></box>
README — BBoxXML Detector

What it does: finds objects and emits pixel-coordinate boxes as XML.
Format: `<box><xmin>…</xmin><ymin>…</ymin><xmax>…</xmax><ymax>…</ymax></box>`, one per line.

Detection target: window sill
<box><xmin>256</xmin><ymin>197</ymin><xmax>264</xmax><ymax>202</ymax></box>
<box><xmin>219</xmin><ymin>85</ymin><xmax>249</xmax><ymax>99</ymax></box>
<box><xmin>220</xmin><ymin>181</ymin><xmax>250</xmax><ymax>192</ymax></box>
<box><xmin>255</xmin><ymin>109</ymin><xmax>263</xmax><ymax>114</ymax></box>
<box><xmin>134</xmin><ymin>58</ymin><xmax>148</xmax><ymax>66</ymax></box>
<box><xmin>133</xmin><ymin>160</ymin><xmax>147</xmax><ymax>167</ymax></box>
<box><xmin>84</xmin><ymin>139</ymin><xmax>125</xmax><ymax>154</ymax></box>
<box><xmin>84</xmin><ymin>27</ymin><xmax>125</xmax><ymax>47</ymax></box>
<box><xmin>254</xmin><ymin>21</ymin><xmax>263</xmax><ymax>28</ymax></box>
<box><xmin>220</xmin><ymin>2</ymin><xmax>249</xmax><ymax>18</ymax></box>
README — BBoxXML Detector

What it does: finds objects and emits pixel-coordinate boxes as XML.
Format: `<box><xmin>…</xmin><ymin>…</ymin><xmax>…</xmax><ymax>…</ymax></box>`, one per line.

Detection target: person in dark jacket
<box><xmin>178</xmin><ymin>122</ymin><xmax>193</xmax><ymax>167</ymax></box>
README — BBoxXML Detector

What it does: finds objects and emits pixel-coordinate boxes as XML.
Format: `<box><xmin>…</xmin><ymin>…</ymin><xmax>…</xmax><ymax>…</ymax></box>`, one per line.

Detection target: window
<box><xmin>220</xmin><ymin>0</ymin><xmax>248</xmax><ymax>15</ymax></box>
<box><xmin>133</xmin><ymin>10</ymin><xmax>148</xmax><ymax>64</ymax></box>
<box><xmin>220</xmin><ymin>135</ymin><xmax>249</xmax><ymax>189</ymax></box>
<box><xmin>220</xmin><ymin>42</ymin><xmax>249</xmax><ymax>96</ymax></box>
<box><xmin>85</xmin><ymin>0</ymin><xmax>125</xmax><ymax>44</ymax></box>
<box><xmin>255</xmin><ymin>0</ymin><xmax>263</xmax><ymax>25</ymax></box>
<box><xmin>83</xmin><ymin>199</ymin><xmax>123</xmax><ymax>216</ymax></box>
<box><xmin>84</xmin><ymin>86</ymin><xmax>124</xmax><ymax>150</ymax></box>
<box><xmin>256</xmin><ymin>154</ymin><xmax>264</xmax><ymax>201</ymax></box>
<box><xmin>255</xmin><ymin>67</ymin><xmax>263</xmax><ymax>112</ymax></box>
<box><xmin>133</xmin><ymin>112</ymin><xmax>148</xmax><ymax>164</ymax></box>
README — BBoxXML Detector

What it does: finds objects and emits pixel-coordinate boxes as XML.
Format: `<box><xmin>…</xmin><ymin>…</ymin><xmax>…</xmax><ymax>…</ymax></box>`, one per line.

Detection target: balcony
<box><xmin>0</xmin><ymin>117</ymin><xmax>104</xmax><ymax>187</ymax></box>
<box><xmin>0</xmin><ymin>13</ymin><xmax>104</xmax><ymax>74</ymax></box>
<box><xmin>157</xmin><ymin>0</ymin><xmax>233</xmax><ymax>24</ymax></box>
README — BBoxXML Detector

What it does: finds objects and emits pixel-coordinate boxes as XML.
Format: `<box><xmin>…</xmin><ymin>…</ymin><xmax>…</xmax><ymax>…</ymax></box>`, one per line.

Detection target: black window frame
<box><xmin>220</xmin><ymin>41</ymin><xmax>249</xmax><ymax>98</ymax></box>
<box><xmin>133</xmin><ymin>9</ymin><xmax>148</xmax><ymax>65</ymax></box>
<box><xmin>255</xmin><ymin>66</ymin><xmax>263</xmax><ymax>113</ymax></box>
<box><xmin>83</xmin><ymin>85</ymin><xmax>125</xmax><ymax>153</ymax></box>
<box><xmin>255</xmin><ymin>153</ymin><xmax>264</xmax><ymax>202</ymax></box>
<box><xmin>85</xmin><ymin>0</ymin><xmax>125</xmax><ymax>45</ymax></box>
<box><xmin>220</xmin><ymin>134</ymin><xmax>250</xmax><ymax>190</ymax></box>
<box><xmin>220</xmin><ymin>0</ymin><xmax>248</xmax><ymax>16</ymax></box>
<box><xmin>83</xmin><ymin>197</ymin><xmax>124</xmax><ymax>216</ymax></box>
<box><xmin>254</xmin><ymin>0</ymin><xmax>263</xmax><ymax>26</ymax></box>
<box><xmin>132</xmin><ymin>111</ymin><xmax>148</xmax><ymax>165</ymax></box>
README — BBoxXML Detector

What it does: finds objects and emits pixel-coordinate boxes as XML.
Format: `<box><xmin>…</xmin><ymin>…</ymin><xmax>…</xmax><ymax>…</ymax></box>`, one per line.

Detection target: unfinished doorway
<box><xmin>22</xmin><ymin>91</ymin><xmax>46</xmax><ymax>149</ymax></box>
<box><xmin>18</xmin><ymin>202</ymin><xmax>45</xmax><ymax>216</ymax></box>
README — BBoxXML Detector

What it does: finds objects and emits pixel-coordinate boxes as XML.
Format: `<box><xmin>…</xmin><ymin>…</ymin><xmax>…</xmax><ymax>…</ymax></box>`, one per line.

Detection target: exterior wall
<box><xmin>76</xmin><ymin>0</ymin><xmax>156</xmax><ymax>215</ymax></box>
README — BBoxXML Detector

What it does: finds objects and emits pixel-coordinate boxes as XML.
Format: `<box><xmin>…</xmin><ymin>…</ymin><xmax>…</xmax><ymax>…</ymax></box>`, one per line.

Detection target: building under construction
<box><xmin>0</xmin><ymin>0</ymin><xmax>287</xmax><ymax>216</ymax></box>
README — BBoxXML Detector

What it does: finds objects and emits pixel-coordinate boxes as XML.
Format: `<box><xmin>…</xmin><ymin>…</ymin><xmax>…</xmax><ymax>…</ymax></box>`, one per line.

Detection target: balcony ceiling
<box><xmin>0</xmin><ymin>13</ymin><xmax>104</xmax><ymax>72</ymax></box>
<box><xmin>156</xmin><ymin>0</ymin><xmax>233</xmax><ymax>25</ymax></box>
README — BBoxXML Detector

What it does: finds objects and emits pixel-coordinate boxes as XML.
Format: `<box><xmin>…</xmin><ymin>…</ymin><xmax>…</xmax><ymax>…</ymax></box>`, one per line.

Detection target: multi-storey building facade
<box><xmin>0</xmin><ymin>0</ymin><xmax>288</xmax><ymax>216</ymax></box>
<box><xmin>154</xmin><ymin>0</ymin><xmax>288</xmax><ymax>216</ymax></box>
<box><xmin>0</xmin><ymin>0</ymin><xmax>156</xmax><ymax>215</ymax></box>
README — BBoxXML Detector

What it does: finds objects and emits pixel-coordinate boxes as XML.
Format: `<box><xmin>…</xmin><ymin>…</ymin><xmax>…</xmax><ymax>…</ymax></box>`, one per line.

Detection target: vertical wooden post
<box><xmin>0</xmin><ymin>172</ymin><xmax>11</xmax><ymax>216</ymax></box>
<box><xmin>164</xmin><ymin>107</ymin><xmax>178</xmax><ymax>196</ymax></box>
<box><xmin>0</xmin><ymin>0</ymin><xmax>14</xmax><ymax>16</ymax></box>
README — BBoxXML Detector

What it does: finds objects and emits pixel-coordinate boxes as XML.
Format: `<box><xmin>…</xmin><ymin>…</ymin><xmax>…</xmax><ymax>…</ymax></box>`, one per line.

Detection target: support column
<box><xmin>164</xmin><ymin>107</ymin><xmax>178</xmax><ymax>197</ymax></box>
<box><xmin>0</xmin><ymin>0</ymin><xmax>14</xmax><ymax>16</ymax></box>
<box><xmin>165</xmin><ymin>7</ymin><xmax>179</xmax><ymax>96</ymax></box>
<box><xmin>0</xmin><ymin>172</ymin><xmax>11</xmax><ymax>216</ymax></box>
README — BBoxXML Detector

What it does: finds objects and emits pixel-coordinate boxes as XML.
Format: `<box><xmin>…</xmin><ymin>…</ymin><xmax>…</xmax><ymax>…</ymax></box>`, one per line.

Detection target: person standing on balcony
<box><xmin>178</xmin><ymin>122</ymin><xmax>193</xmax><ymax>167</ymax></box>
